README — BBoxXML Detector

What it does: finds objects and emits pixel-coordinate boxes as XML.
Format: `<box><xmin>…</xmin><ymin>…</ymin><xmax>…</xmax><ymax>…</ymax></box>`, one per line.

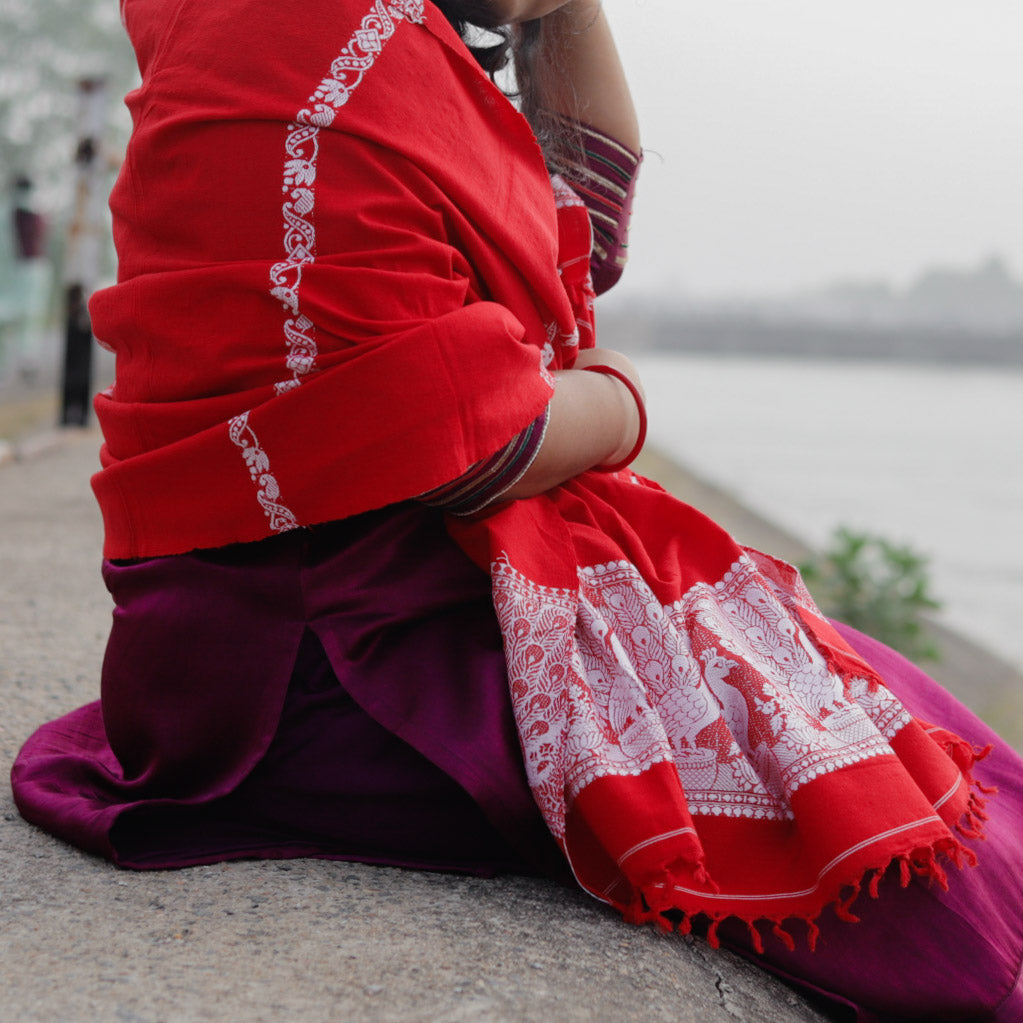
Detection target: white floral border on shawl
<box><xmin>492</xmin><ymin>548</ymin><xmax>911</xmax><ymax>844</ymax></box>
<box><xmin>230</xmin><ymin>0</ymin><xmax>426</xmax><ymax>531</ymax></box>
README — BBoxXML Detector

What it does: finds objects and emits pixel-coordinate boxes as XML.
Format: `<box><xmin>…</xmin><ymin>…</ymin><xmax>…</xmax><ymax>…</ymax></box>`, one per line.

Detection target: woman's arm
<box><xmin>422</xmin><ymin>3</ymin><xmax>642</xmax><ymax>508</ymax></box>
<box><xmin>419</xmin><ymin>346</ymin><xmax>645</xmax><ymax>511</ymax></box>
<box><xmin>498</xmin><ymin>346</ymin><xmax>644</xmax><ymax>501</ymax></box>
<box><xmin>528</xmin><ymin>3</ymin><xmax>642</xmax><ymax>292</ymax></box>
<box><xmin>499</xmin><ymin>5</ymin><xmax>642</xmax><ymax>500</ymax></box>
<box><xmin>528</xmin><ymin>0</ymin><xmax>640</xmax><ymax>154</ymax></box>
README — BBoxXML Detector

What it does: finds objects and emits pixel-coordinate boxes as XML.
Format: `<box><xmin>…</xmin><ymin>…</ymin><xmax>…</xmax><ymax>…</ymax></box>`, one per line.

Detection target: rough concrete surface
<box><xmin>0</xmin><ymin>430</ymin><xmax>837</xmax><ymax>1022</ymax></box>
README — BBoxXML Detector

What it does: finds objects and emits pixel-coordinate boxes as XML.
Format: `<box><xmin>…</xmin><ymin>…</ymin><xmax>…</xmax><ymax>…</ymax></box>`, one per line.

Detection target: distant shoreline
<box><xmin>602</xmin><ymin>311</ymin><xmax>1023</xmax><ymax>366</ymax></box>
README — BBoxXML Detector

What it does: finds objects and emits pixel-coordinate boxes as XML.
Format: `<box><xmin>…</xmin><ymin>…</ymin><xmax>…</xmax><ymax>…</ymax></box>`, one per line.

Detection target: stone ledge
<box><xmin>0</xmin><ymin>424</ymin><xmax>835</xmax><ymax>1023</ymax></box>
<box><xmin>0</xmin><ymin>825</ymin><xmax>834</xmax><ymax>1022</ymax></box>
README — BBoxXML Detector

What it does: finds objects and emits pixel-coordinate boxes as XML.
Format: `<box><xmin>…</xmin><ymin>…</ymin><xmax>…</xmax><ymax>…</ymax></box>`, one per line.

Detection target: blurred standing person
<box><xmin>7</xmin><ymin>174</ymin><xmax>52</xmax><ymax>381</ymax></box>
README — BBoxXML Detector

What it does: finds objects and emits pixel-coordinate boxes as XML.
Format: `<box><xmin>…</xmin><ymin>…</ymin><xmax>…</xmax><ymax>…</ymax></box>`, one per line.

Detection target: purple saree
<box><xmin>13</xmin><ymin>505</ymin><xmax>563</xmax><ymax>877</ymax></box>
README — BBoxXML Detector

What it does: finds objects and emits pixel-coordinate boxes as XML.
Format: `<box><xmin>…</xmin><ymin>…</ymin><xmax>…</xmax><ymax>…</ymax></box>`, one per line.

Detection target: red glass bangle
<box><xmin>582</xmin><ymin>364</ymin><xmax>648</xmax><ymax>473</ymax></box>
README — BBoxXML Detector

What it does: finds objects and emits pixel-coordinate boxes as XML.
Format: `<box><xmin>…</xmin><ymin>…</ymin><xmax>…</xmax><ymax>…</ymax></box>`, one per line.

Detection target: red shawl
<box><xmin>449</xmin><ymin>481</ymin><xmax>989</xmax><ymax>945</ymax></box>
<box><xmin>93</xmin><ymin>0</ymin><xmax>572</xmax><ymax>557</ymax></box>
<box><xmin>96</xmin><ymin>0</ymin><xmax>988</xmax><ymax>943</ymax></box>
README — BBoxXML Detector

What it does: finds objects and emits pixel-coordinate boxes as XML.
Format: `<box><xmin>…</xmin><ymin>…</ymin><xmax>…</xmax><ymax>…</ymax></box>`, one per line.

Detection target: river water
<box><xmin>634</xmin><ymin>352</ymin><xmax>1023</xmax><ymax>670</ymax></box>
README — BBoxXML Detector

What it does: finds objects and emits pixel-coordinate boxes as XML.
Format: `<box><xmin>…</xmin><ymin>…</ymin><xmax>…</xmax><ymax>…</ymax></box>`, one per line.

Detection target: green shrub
<box><xmin>799</xmin><ymin>527</ymin><xmax>942</xmax><ymax>663</ymax></box>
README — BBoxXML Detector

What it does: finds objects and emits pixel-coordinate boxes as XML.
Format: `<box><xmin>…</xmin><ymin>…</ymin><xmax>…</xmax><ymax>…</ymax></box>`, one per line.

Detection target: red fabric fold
<box><xmin>93</xmin><ymin>0</ymin><xmax>575</xmax><ymax>558</ymax></box>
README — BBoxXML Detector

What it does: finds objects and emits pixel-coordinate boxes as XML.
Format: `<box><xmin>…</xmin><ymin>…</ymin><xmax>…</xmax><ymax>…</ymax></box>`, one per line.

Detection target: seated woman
<box><xmin>12</xmin><ymin>1</ymin><xmax>1022</xmax><ymax>1018</ymax></box>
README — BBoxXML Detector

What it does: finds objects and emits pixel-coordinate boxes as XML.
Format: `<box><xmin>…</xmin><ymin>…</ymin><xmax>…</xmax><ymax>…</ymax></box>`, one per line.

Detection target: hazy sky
<box><xmin>604</xmin><ymin>0</ymin><xmax>1023</xmax><ymax>299</ymax></box>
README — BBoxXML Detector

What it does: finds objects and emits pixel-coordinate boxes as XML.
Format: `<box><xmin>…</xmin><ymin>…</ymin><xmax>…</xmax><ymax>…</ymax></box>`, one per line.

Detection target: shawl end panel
<box><xmin>454</xmin><ymin>472</ymin><xmax>993</xmax><ymax>945</ymax></box>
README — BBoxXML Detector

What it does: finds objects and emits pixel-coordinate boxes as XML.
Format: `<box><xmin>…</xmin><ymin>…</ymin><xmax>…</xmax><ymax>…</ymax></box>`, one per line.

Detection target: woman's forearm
<box><xmin>500</xmin><ymin>348</ymin><xmax>644</xmax><ymax>500</ymax></box>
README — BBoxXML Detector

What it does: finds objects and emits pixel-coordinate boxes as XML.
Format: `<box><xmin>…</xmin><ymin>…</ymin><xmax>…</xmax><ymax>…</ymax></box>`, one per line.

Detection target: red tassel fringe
<box><xmin>638</xmin><ymin>758</ymin><xmax>993</xmax><ymax>955</ymax></box>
